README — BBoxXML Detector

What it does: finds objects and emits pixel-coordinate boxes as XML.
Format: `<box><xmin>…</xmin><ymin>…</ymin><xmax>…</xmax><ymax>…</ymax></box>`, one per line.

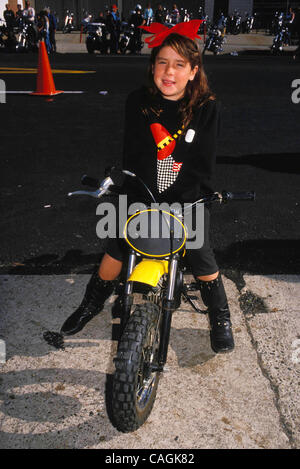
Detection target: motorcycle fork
<box><xmin>157</xmin><ymin>253</ymin><xmax>179</xmax><ymax>370</ymax></box>
<box><xmin>119</xmin><ymin>250</ymin><xmax>136</xmax><ymax>336</ymax></box>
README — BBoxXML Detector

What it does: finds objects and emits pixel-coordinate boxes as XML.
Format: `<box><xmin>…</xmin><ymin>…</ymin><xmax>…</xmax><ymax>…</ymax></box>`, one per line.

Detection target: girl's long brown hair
<box><xmin>145</xmin><ymin>33</ymin><xmax>215</xmax><ymax>129</ymax></box>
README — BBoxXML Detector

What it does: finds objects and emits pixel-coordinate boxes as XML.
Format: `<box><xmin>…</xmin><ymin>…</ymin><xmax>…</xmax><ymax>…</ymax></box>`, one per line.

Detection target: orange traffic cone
<box><xmin>31</xmin><ymin>41</ymin><xmax>63</xmax><ymax>96</ymax></box>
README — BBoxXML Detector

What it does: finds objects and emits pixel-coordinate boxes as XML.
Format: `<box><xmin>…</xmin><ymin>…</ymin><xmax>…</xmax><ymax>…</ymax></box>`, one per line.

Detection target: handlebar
<box><xmin>68</xmin><ymin>170</ymin><xmax>256</xmax><ymax>206</ymax></box>
<box><xmin>222</xmin><ymin>190</ymin><xmax>256</xmax><ymax>202</ymax></box>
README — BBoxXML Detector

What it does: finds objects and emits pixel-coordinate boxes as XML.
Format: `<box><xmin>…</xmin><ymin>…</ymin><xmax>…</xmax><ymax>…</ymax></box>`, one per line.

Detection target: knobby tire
<box><xmin>112</xmin><ymin>302</ymin><xmax>161</xmax><ymax>432</ymax></box>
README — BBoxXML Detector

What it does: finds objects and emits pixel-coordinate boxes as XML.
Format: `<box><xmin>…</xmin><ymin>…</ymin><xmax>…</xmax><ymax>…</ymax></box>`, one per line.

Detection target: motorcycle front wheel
<box><xmin>112</xmin><ymin>302</ymin><xmax>161</xmax><ymax>432</ymax></box>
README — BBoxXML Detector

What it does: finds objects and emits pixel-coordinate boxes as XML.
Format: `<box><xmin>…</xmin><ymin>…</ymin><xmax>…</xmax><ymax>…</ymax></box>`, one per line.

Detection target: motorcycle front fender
<box><xmin>128</xmin><ymin>258</ymin><xmax>169</xmax><ymax>287</ymax></box>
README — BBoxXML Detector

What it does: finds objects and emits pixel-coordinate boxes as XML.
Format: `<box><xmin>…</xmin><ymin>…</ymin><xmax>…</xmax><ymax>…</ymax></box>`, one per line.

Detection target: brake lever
<box><xmin>68</xmin><ymin>188</ymin><xmax>111</xmax><ymax>198</ymax></box>
<box><xmin>68</xmin><ymin>176</ymin><xmax>114</xmax><ymax>198</ymax></box>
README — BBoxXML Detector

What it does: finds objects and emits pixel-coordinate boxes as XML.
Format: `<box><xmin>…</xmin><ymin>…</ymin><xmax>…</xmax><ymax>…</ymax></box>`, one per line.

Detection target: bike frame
<box><xmin>120</xmin><ymin>245</ymin><xmax>181</xmax><ymax>371</ymax></box>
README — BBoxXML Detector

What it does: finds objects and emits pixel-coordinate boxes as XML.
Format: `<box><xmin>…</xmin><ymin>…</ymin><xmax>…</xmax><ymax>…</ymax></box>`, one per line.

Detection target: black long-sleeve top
<box><xmin>122</xmin><ymin>87</ymin><xmax>220</xmax><ymax>205</ymax></box>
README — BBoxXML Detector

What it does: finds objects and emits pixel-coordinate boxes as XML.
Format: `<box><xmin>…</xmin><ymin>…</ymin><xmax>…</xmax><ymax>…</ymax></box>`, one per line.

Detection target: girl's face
<box><xmin>152</xmin><ymin>45</ymin><xmax>198</xmax><ymax>101</ymax></box>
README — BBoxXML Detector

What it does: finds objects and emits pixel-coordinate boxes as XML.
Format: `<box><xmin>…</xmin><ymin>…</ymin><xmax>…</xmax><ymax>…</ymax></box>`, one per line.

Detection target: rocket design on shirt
<box><xmin>150</xmin><ymin>123</ymin><xmax>183</xmax><ymax>193</ymax></box>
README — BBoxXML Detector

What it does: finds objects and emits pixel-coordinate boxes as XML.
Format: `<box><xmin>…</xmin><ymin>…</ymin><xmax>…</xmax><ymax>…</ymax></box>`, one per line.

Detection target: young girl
<box><xmin>60</xmin><ymin>21</ymin><xmax>234</xmax><ymax>354</ymax></box>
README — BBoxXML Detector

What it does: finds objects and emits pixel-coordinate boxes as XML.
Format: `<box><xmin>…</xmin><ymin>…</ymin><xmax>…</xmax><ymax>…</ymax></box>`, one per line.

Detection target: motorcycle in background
<box><xmin>164</xmin><ymin>9</ymin><xmax>172</xmax><ymax>26</ymax></box>
<box><xmin>0</xmin><ymin>23</ymin><xmax>16</xmax><ymax>50</ymax></box>
<box><xmin>242</xmin><ymin>12</ymin><xmax>254</xmax><ymax>33</ymax></box>
<box><xmin>180</xmin><ymin>8</ymin><xmax>191</xmax><ymax>22</ymax></box>
<box><xmin>63</xmin><ymin>10</ymin><xmax>75</xmax><ymax>33</ymax></box>
<box><xmin>86</xmin><ymin>22</ymin><xmax>108</xmax><ymax>54</ymax></box>
<box><xmin>203</xmin><ymin>25</ymin><xmax>225</xmax><ymax>55</ymax></box>
<box><xmin>228</xmin><ymin>11</ymin><xmax>241</xmax><ymax>35</ymax></box>
<box><xmin>119</xmin><ymin>23</ymin><xmax>143</xmax><ymax>54</ymax></box>
<box><xmin>0</xmin><ymin>17</ymin><xmax>37</xmax><ymax>52</ymax></box>
<box><xmin>15</xmin><ymin>17</ymin><xmax>38</xmax><ymax>51</ymax></box>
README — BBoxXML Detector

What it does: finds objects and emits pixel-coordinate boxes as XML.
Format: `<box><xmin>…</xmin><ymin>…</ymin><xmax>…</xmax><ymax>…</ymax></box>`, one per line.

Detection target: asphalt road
<box><xmin>0</xmin><ymin>50</ymin><xmax>299</xmax><ymax>276</ymax></box>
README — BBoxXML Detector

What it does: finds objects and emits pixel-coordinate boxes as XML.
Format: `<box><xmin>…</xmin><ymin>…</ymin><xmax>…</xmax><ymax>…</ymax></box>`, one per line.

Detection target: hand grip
<box><xmin>222</xmin><ymin>191</ymin><xmax>256</xmax><ymax>201</ymax></box>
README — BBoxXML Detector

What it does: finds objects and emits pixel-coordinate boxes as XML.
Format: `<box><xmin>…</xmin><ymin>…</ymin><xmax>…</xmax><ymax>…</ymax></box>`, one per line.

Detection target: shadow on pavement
<box><xmin>0</xmin><ymin>367</ymin><xmax>118</xmax><ymax>448</ymax></box>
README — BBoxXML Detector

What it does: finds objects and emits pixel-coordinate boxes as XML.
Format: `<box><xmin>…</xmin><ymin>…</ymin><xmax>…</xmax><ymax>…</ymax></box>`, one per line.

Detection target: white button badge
<box><xmin>185</xmin><ymin>129</ymin><xmax>195</xmax><ymax>143</ymax></box>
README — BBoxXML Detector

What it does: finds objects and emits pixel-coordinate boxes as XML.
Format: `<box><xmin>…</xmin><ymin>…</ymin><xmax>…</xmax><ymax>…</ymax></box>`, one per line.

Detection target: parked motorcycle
<box><xmin>86</xmin><ymin>22</ymin><xmax>108</xmax><ymax>54</ymax></box>
<box><xmin>228</xmin><ymin>11</ymin><xmax>241</xmax><ymax>35</ymax></box>
<box><xmin>180</xmin><ymin>8</ymin><xmax>191</xmax><ymax>22</ymax></box>
<box><xmin>119</xmin><ymin>23</ymin><xmax>143</xmax><ymax>54</ymax></box>
<box><xmin>242</xmin><ymin>13</ymin><xmax>254</xmax><ymax>33</ymax></box>
<box><xmin>0</xmin><ymin>18</ymin><xmax>37</xmax><ymax>52</ymax></box>
<box><xmin>0</xmin><ymin>23</ymin><xmax>16</xmax><ymax>50</ymax></box>
<box><xmin>63</xmin><ymin>10</ymin><xmax>75</xmax><ymax>33</ymax></box>
<box><xmin>164</xmin><ymin>9</ymin><xmax>172</xmax><ymax>26</ymax></box>
<box><xmin>203</xmin><ymin>25</ymin><xmax>225</xmax><ymax>55</ymax></box>
<box><xmin>67</xmin><ymin>168</ymin><xmax>255</xmax><ymax>432</ymax></box>
<box><xmin>15</xmin><ymin>18</ymin><xmax>38</xmax><ymax>51</ymax></box>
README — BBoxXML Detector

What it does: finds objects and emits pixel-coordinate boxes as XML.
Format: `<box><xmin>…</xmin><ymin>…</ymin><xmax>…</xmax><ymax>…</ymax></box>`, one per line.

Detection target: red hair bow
<box><xmin>139</xmin><ymin>20</ymin><xmax>203</xmax><ymax>48</ymax></box>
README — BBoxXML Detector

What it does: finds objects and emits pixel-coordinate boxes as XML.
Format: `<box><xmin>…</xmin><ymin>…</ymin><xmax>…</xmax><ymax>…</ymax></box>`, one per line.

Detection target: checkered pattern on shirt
<box><xmin>157</xmin><ymin>155</ymin><xmax>180</xmax><ymax>193</ymax></box>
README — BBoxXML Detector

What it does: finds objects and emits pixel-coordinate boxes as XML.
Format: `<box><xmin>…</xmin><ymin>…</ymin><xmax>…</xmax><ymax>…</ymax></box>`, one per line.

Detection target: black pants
<box><xmin>109</xmin><ymin>29</ymin><xmax>119</xmax><ymax>53</ymax></box>
<box><xmin>105</xmin><ymin>207</ymin><xmax>219</xmax><ymax>277</ymax></box>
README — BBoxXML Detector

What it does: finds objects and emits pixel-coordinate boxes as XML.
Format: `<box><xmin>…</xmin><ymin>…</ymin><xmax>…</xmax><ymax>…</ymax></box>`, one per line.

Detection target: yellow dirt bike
<box><xmin>68</xmin><ymin>169</ymin><xmax>255</xmax><ymax>432</ymax></box>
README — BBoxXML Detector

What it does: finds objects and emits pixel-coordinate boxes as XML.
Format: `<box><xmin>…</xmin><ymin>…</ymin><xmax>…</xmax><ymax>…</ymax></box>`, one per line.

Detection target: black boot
<box><xmin>60</xmin><ymin>271</ymin><xmax>115</xmax><ymax>336</ymax></box>
<box><xmin>197</xmin><ymin>274</ymin><xmax>234</xmax><ymax>353</ymax></box>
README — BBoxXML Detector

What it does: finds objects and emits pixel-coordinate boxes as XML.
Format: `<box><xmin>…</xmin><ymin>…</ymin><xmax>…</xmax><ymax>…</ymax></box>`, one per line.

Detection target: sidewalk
<box><xmin>0</xmin><ymin>273</ymin><xmax>299</xmax><ymax>449</ymax></box>
<box><xmin>55</xmin><ymin>30</ymin><xmax>296</xmax><ymax>55</ymax></box>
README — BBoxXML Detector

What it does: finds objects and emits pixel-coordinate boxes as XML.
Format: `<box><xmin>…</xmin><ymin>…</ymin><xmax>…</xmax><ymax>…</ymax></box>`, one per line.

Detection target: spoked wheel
<box><xmin>112</xmin><ymin>302</ymin><xmax>161</xmax><ymax>432</ymax></box>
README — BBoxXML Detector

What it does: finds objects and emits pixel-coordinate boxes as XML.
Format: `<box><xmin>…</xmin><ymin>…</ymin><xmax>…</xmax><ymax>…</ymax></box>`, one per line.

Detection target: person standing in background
<box><xmin>144</xmin><ymin>3</ymin><xmax>153</xmax><ymax>26</ymax></box>
<box><xmin>3</xmin><ymin>4</ymin><xmax>15</xmax><ymax>30</ymax></box>
<box><xmin>46</xmin><ymin>7</ymin><xmax>57</xmax><ymax>53</ymax></box>
<box><xmin>23</xmin><ymin>1</ymin><xmax>35</xmax><ymax>23</ymax></box>
<box><xmin>15</xmin><ymin>4</ymin><xmax>24</xmax><ymax>24</ymax></box>
<box><xmin>106</xmin><ymin>4</ymin><xmax>121</xmax><ymax>54</ymax></box>
<box><xmin>155</xmin><ymin>4</ymin><xmax>165</xmax><ymax>24</ymax></box>
<box><xmin>170</xmin><ymin>4</ymin><xmax>180</xmax><ymax>24</ymax></box>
